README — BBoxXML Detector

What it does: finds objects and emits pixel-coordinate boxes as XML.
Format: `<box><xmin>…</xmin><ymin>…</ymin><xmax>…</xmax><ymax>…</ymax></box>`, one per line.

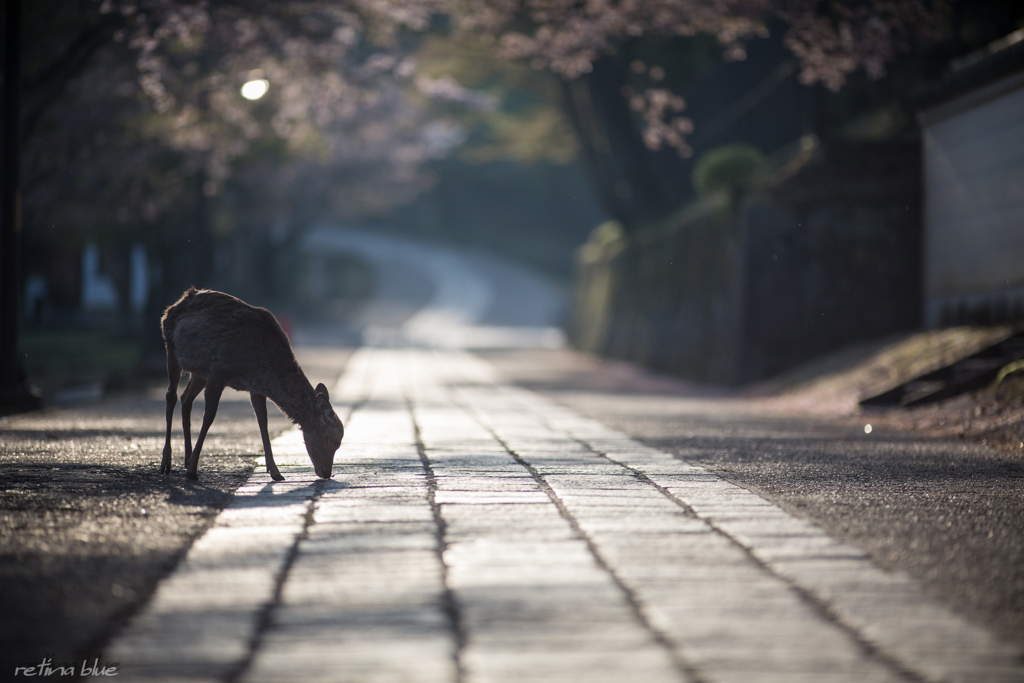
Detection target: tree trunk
<box><xmin>558</xmin><ymin>48</ymin><xmax>673</xmax><ymax>233</ymax></box>
<box><xmin>184</xmin><ymin>171</ymin><xmax>214</xmax><ymax>289</ymax></box>
<box><xmin>1</xmin><ymin>0</ymin><xmax>39</xmax><ymax>409</ymax></box>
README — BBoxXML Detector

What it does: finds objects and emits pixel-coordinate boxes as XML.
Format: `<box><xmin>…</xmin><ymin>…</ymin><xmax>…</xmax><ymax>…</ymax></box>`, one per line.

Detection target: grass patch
<box><xmin>20</xmin><ymin>329</ymin><xmax>141</xmax><ymax>392</ymax></box>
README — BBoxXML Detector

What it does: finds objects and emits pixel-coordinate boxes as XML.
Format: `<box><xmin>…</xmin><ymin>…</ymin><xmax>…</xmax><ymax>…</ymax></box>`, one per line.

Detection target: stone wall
<box><xmin>570</xmin><ymin>142</ymin><xmax>922</xmax><ymax>385</ymax></box>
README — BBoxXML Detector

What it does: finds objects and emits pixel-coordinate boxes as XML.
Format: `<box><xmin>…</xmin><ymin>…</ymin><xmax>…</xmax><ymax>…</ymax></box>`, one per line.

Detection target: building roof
<box><xmin>917</xmin><ymin>28</ymin><xmax>1024</xmax><ymax>112</ymax></box>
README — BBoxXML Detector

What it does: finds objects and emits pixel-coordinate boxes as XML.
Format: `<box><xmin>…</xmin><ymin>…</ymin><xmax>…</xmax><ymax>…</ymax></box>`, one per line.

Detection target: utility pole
<box><xmin>1</xmin><ymin>0</ymin><xmax>41</xmax><ymax>413</ymax></box>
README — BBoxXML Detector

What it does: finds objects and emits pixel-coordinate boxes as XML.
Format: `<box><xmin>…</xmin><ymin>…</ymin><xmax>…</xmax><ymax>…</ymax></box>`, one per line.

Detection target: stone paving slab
<box><xmin>105</xmin><ymin>347</ymin><xmax>1024</xmax><ymax>683</ymax></box>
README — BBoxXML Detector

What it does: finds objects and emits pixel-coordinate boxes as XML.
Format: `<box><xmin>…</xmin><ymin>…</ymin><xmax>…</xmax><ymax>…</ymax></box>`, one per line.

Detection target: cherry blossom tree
<box><xmin>442</xmin><ymin>2</ymin><xmax>944</xmax><ymax>137</ymax></box>
<box><xmin>103</xmin><ymin>1</ymin><xmax>948</xmax><ymax>156</ymax></box>
<box><xmin>23</xmin><ymin>0</ymin><xmax>953</xmax><ymax>293</ymax></box>
<box><xmin>21</xmin><ymin>0</ymin><xmax>453</xmax><ymax>328</ymax></box>
<box><xmin>427</xmin><ymin>0</ymin><xmax>949</xmax><ymax>227</ymax></box>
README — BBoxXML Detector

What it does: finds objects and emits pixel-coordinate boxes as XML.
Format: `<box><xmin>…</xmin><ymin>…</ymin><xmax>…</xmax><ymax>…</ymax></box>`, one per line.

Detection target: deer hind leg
<box><xmin>186</xmin><ymin>381</ymin><xmax>224</xmax><ymax>481</ymax></box>
<box><xmin>250</xmin><ymin>393</ymin><xmax>284</xmax><ymax>481</ymax></box>
<box><xmin>180</xmin><ymin>374</ymin><xmax>206</xmax><ymax>470</ymax></box>
<box><xmin>161</xmin><ymin>358</ymin><xmax>182</xmax><ymax>475</ymax></box>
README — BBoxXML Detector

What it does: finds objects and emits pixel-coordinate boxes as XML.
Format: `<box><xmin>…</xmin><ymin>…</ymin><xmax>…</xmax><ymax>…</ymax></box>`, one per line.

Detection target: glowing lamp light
<box><xmin>241</xmin><ymin>79</ymin><xmax>269</xmax><ymax>100</ymax></box>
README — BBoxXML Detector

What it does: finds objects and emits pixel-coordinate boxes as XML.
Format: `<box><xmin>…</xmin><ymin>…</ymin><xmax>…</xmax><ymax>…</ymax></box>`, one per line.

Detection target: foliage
<box><xmin>24</xmin><ymin>0</ymin><xmax>956</xmax><ymax>219</ymax></box>
<box><xmin>96</xmin><ymin>0</ymin><xmax>449</xmax><ymax>204</ymax></box>
<box><xmin>410</xmin><ymin>35</ymin><xmax>579</xmax><ymax>165</ymax></box>
<box><xmin>692</xmin><ymin>143</ymin><xmax>767</xmax><ymax>201</ymax></box>
<box><xmin>577</xmin><ymin>221</ymin><xmax>628</xmax><ymax>266</ymax></box>
<box><xmin>19</xmin><ymin>0</ymin><xmax>958</xmax><ymax>307</ymax></box>
<box><xmin>20</xmin><ymin>0</ymin><xmax>456</xmax><ymax>322</ymax></box>
<box><xmin>22</xmin><ymin>44</ymin><xmax>184</xmax><ymax>251</ymax></box>
<box><xmin>443</xmin><ymin>0</ymin><xmax>949</xmax><ymax>153</ymax></box>
<box><xmin>995</xmin><ymin>359</ymin><xmax>1024</xmax><ymax>388</ymax></box>
<box><xmin>409</xmin><ymin>0</ymin><xmax>950</xmax><ymax>231</ymax></box>
<box><xmin>21</xmin><ymin>0</ymin><xmax>458</xmax><ymax>236</ymax></box>
<box><xmin>97</xmin><ymin>0</ymin><xmax>950</xmax><ymax>159</ymax></box>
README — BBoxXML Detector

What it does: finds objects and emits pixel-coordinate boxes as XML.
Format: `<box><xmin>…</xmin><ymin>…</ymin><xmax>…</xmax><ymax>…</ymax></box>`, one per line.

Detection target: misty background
<box><xmin>3</xmin><ymin>0</ymin><xmax>1023</xmax><ymax>404</ymax></box>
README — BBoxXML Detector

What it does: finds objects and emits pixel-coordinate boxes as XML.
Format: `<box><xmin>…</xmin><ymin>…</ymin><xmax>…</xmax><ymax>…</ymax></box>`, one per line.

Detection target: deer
<box><xmin>160</xmin><ymin>287</ymin><xmax>344</xmax><ymax>481</ymax></box>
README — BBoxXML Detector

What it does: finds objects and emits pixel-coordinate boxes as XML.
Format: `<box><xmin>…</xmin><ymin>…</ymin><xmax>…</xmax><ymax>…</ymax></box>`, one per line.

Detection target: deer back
<box><xmin>164</xmin><ymin>289</ymin><xmax>307</xmax><ymax>402</ymax></box>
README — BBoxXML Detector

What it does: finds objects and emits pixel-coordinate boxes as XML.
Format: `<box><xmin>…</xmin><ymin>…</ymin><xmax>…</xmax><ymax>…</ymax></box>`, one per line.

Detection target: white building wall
<box><xmin>921</xmin><ymin>71</ymin><xmax>1024</xmax><ymax>325</ymax></box>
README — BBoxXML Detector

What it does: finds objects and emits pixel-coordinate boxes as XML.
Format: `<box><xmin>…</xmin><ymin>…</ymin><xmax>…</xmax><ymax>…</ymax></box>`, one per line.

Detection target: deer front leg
<box><xmin>186</xmin><ymin>382</ymin><xmax>223</xmax><ymax>481</ymax></box>
<box><xmin>161</xmin><ymin>363</ymin><xmax>182</xmax><ymax>475</ymax></box>
<box><xmin>180</xmin><ymin>375</ymin><xmax>206</xmax><ymax>470</ymax></box>
<box><xmin>250</xmin><ymin>393</ymin><xmax>284</xmax><ymax>481</ymax></box>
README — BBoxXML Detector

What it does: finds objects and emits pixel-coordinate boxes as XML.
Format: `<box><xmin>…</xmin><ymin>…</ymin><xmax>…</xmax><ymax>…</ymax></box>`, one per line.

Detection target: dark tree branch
<box><xmin>21</xmin><ymin>13</ymin><xmax>128</xmax><ymax>140</ymax></box>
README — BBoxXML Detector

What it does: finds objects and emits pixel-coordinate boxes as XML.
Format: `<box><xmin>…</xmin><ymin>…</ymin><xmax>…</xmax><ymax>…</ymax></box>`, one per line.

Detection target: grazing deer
<box><xmin>160</xmin><ymin>287</ymin><xmax>344</xmax><ymax>481</ymax></box>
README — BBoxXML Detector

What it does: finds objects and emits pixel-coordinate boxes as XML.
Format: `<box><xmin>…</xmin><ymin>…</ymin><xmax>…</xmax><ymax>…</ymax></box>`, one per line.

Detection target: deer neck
<box><xmin>266</xmin><ymin>370</ymin><xmax>317</xmax><ymax>429</ymax></box>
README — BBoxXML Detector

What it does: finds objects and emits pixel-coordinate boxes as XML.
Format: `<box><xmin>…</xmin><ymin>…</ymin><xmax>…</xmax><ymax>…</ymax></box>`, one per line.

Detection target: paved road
<box><xmin>476</xmin><ymin>347</ymin><xmax>1024</xmax><ymax>650</ymax></box>
<box><xmin>97</xmin><ymin>231</ymin><xmax>1024</xmax><ymax>683</ymax></box>
<box><xmin>107</xmin><ymin>347</ymin><xmax>1023</xmax><ymax>682</ymax></box>
<box><xmin>299</xmin><ymin>226</ymin><xmax>565</xmax><ymax>349</ymax></box>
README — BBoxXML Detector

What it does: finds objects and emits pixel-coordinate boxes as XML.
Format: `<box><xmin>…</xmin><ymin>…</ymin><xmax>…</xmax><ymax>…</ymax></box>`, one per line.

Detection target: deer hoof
<box><xmin>186</xmin><ymin>470</ymin><xmax>199</xmax><ymax>481</ymax></box>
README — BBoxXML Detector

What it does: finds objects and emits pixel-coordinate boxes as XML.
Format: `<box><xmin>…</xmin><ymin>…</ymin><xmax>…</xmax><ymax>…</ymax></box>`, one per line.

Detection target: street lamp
<box><xmin>241</xmin><ymin>77</ymin><xmax>269</xmax><ymax>100</ymax></box>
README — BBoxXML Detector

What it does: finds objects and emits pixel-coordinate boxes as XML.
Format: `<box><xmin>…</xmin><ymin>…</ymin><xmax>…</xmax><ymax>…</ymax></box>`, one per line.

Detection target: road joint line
<box><xmin>406</xmin><ymin>394</ymin><xmax>467</xmax><ymax>683</ymax></box>
<box><xmin>223</xmin><ymin>471</ymin><xmax>327</xmax><ymax>683</ymax></box>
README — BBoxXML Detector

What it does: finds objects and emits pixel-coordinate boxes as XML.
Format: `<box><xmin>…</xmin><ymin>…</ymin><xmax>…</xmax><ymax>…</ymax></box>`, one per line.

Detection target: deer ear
<box><xmin>314</xmin><ymin>391</ymin><xmax>334</xmax><ymax>424</ymax></box>
<box><xmin>315</xmin><ymin>383</ymin><xmax>329</xmax><ymax>400</ymax></box>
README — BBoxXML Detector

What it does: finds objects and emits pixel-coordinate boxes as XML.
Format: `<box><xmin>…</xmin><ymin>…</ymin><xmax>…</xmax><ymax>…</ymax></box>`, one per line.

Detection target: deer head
<box><xmin>304</xmin><ymin>383</ymin><xmax>345</xmax><ymax>478</ymax></box>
